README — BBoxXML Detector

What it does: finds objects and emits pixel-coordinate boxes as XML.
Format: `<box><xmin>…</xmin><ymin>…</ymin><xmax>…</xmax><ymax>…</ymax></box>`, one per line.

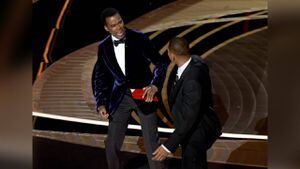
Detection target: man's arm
<box><xmin>93</xmin><ymin>47</ymin><xmax>113</xmax><ymax>113</ymax></box>
<box><xmin>140</xmin><ymin>34</ymin><xmax>168</xmax><ymax>102</ymax></box>
<box><xmin>152</xmin><ymin>79</ymin><xmax>204</xmax><ymax>161</ymax></box>
<box><xmin>164</xmin><ymin>79</ymin><xmax>204</xmax><ymax>152</ymax></box>
<box><xmin>141</xmin><ymin>34</ymin><xmax>168</xmax><ymax>91</ymax></box>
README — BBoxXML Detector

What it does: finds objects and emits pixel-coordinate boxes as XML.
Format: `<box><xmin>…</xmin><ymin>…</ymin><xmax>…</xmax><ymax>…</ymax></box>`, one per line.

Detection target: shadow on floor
<box><xmin>33</xmin><ymin>137</ymin><xmax>265</xmax><ymax>169</ymax></box>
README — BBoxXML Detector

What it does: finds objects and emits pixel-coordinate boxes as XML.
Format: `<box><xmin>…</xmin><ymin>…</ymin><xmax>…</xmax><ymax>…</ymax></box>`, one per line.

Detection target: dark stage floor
<box><xmin>33</xmin><ymin>137</ymin><xmax>266</xmax><ymax>169</ymax></box>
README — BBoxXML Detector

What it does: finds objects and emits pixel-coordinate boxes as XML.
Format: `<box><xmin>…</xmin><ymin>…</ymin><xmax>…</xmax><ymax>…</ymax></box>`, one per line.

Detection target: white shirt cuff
<box><xmin>161</xmin><ymin>144</ymin><xmax>171</xmax><ymax>153</ymax></box>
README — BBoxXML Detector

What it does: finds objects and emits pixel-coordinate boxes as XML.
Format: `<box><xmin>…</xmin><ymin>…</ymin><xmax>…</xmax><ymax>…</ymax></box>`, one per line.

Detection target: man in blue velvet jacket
<box><xmin>93</xmin><ymin>8</ymin><xmax>167</xmax><ymax>169</ymax></box>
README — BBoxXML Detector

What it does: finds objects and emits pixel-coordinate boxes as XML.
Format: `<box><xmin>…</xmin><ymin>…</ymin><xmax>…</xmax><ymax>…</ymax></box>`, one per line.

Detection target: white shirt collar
<box><xmin>177</xmin><ymin>57</ymin><xmax>191</xmax><ymax>79</ymax></box>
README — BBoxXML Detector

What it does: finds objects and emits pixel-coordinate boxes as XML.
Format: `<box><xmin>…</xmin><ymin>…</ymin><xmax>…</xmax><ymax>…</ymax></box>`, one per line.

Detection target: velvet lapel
<box><xmin>103</xmin><ymin>37</ymin><xmax>125</xmax><ymax>79</ymax></box>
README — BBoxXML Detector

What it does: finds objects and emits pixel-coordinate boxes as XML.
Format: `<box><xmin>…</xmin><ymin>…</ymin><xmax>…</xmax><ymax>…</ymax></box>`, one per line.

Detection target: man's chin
<box><xmin>116</xmin><ymin>32</ymin><xmax>125</xmax><ymax>39</ymax></box>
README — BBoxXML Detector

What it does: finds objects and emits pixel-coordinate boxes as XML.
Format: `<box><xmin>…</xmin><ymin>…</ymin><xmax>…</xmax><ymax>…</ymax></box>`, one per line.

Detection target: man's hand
<box><xmin>142</xmin><ymin>85</ymin><xmax>158</xmax><ymax>102</ymax></box>
<box><xmin>97</xmin><ymin>105</ymin><xmax>109</xmax><ymax>120</ymax></box>
<box><xmin>152</xmin><ymin>145</ymin><xmax>170</xmax><ymax>161</ymax></box>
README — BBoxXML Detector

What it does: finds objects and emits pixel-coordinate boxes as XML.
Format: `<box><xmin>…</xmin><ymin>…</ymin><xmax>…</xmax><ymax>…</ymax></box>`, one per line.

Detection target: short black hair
<box><xmin>101</xmin><ymin>7</ymin><xmax>120</xmax><ymax>25</ymax></box>
<box><xmin>168</xmin><ymin>37</ymin><xmax>190</xmax><ymax>56</ymax></box>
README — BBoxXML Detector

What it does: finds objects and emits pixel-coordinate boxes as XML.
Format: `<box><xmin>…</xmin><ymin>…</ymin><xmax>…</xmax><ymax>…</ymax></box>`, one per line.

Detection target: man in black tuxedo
<box><xmin>152</xmin><ymin>37</ymin><xmax>221</xmax><ymax>169</ymax></box>
<box><xmin>93</xmin><ymin>8</ymin><xmax>167</xmax><ymax>169</ymax></box>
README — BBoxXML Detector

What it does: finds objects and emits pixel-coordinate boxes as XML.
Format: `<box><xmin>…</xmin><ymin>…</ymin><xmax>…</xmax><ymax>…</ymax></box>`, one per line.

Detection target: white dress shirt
<box><xmin>176</xmin><ymin>57</ymin><xmax>191</xmax><ymax>79</ymax></box>
<box><xmin>112</xmin><ymin>35</ymin><xmax>126</xmax><ymax>75</ymax></box>
<box><xmin>162</xmin><ymin>57</ymin><xmax>192</xmax><ymax>153</ymax></box>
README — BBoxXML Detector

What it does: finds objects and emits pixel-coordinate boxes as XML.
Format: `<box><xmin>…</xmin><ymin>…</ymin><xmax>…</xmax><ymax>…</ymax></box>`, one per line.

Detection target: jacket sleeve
<box><xmin>141</xmin><ymin>34</ymin><xmax>168</xmax><ymax>91</ymax></box>
<box><xmin>93</xmin><ymin>47</ymin><xmax>113</xmax><ymax>111</ymax></box>
<box><xmin>163</xmin><ymin>79</ymin><xmax>204</xmax><ymax>152</ymax></box>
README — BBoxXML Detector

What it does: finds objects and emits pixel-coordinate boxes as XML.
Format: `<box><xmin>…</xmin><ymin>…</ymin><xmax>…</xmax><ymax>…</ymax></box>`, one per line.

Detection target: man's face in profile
<box><xmin>104</xmin><ymin>13</ymin><xmax>126</xmax><ymax>39</ymax></box>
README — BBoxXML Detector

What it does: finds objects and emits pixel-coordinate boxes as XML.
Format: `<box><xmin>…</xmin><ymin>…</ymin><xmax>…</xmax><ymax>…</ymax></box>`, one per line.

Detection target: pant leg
<box><xmin>137</xmin><ymin>109</ymin><xmax>164</xmax><ymax>169</ymax></box>
<box><xmin>105</xmin><ymin>95</ymin><xmax>134</xmax><ymax>169</ymax></box>
<box><xmin>181</xmin><ymin>144</ymin><xmax>207</xmax><ymax>169</ymax></box>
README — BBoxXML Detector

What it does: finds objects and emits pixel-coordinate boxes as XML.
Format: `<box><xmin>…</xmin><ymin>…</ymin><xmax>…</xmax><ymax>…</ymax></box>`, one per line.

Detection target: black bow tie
<box><xmin>113</xmin><ymin>37</ymin><xmax>126</xmax><ymax>47</ymax></box>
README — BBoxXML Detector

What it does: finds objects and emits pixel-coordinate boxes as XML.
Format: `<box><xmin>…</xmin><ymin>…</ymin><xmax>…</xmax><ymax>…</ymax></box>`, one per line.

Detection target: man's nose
<box><xmin>117</xmin><ymin>23</ymin><xmax>123</xmax><ymax>30</ymax></box>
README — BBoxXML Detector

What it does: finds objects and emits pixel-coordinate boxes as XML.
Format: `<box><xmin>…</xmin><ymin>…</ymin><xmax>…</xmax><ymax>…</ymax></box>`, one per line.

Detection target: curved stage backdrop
<box><xmin>33</xmin><ymin>0</ymin><xmax>268</xmax><ymax>168</ymax></box>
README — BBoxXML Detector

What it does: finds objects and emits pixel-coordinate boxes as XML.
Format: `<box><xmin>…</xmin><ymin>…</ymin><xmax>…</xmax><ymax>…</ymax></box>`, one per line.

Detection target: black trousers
<box><xmin>104</xmin><ymin>91</ymin><xmax>163</xmax><ymax>169</ymax></box>
<box><xmin>181</xmin><ymin>143</ymin><xmax>207</xmax><ymax>169</ymax></box>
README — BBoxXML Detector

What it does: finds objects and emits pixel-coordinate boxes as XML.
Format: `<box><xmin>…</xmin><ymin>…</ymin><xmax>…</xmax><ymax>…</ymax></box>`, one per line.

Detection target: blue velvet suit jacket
<box><xmin>93</xmin><ymin>28</ymin><xmax>168</xmax><ymax>114</ymax></box>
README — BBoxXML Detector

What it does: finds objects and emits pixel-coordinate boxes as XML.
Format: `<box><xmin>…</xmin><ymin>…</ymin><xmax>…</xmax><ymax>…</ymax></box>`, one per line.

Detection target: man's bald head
<box><xmin>168</xmin><ymin>37</ymin><xmax>189</xmax><ymax>56</ymax></box>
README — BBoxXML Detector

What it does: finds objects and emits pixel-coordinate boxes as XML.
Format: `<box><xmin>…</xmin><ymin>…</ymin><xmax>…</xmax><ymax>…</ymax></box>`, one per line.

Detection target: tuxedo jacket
<box><xmin>93</xmin><ymin>28</ymin><xmax>167</xmax><ymax>114</ymax></box>
<box><xmin>164</xmin><ymin>55</ymin><xmax>222</xmax><ymax>152</ymax></box>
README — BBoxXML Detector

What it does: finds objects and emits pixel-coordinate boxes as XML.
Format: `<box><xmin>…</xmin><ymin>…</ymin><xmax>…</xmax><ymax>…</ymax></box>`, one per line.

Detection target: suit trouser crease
<box><xmin>105</xmin><ymin>94</ymin><xmax>163</xmax><ymax>169</ymax></box>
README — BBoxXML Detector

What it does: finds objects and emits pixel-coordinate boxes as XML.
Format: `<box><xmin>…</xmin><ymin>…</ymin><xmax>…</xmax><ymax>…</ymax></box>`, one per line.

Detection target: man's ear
<box><xmin>168</xmin><ymin>49</ymin><xmax>175</xmax><ymax>62</ymax></box>
<box><xmin>104</xmin><ymin>25</ymin><xmax>108</xmax><ymax>32</ymax></box>
<box><xmin>172</xmin><ymin>54</ymin><xmax>176</xmax><ymax>62</ymax></box>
